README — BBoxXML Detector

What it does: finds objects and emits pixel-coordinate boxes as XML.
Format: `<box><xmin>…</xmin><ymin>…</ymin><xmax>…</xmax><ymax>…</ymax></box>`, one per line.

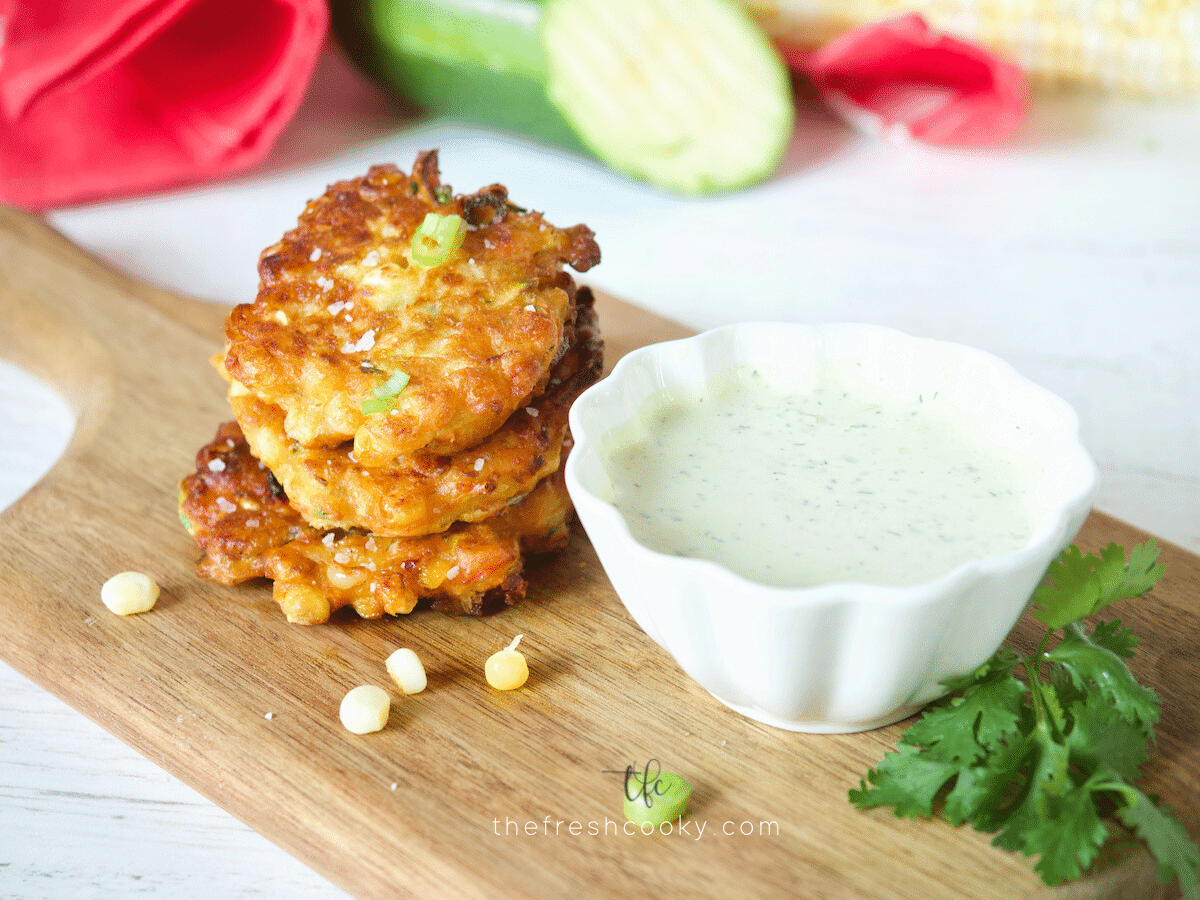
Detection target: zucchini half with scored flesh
<box><xmin>331</xmin><ymin>0</ymin><xmax>795</xmax><ymax>194</ymax></box>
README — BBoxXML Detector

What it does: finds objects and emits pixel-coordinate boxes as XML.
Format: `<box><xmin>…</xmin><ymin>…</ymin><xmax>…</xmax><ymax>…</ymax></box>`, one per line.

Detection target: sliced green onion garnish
<box><xmin>372</xmin><ymin>369</ymin><xmax>410</xmax><ymax>399</ymax></box>
<box><xmin>623</xmin><ymin>769</ymin><xmax>692</xmax><ymax>828</ymax></box>
<box><xmin>361</xmin><ymin>369</ymin><xmax>410</xmax><ymax>415</ymax></box>
<box><xmin>361</xmin><ymin>396</ymin><xmax>394</xmax><ymax>416</ymax></box>
<box><xmin>411</xmin><ymin>213</ymin><xmax>466</xmax><ymax>267</ymax></box>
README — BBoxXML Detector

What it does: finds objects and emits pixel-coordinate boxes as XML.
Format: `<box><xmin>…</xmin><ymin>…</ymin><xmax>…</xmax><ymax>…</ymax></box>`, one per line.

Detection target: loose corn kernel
<box><xmin>386</xmin><ymin>648</ymin><xmax>427</xmax><ymax>695</ymax></box>
<box><xmin>485</xmin><ymin>635</ymin><xmax>529</xmax><ymax>691</ymax></box>
<box><xmin>339</xmin><ymin>685</ymin><xmax>390</xmax><ymax>734</ymax></box>
<box><xmin>100</xmin><ymin>571</ymin><xmax>159</xmax><ymax>616</ymax></box>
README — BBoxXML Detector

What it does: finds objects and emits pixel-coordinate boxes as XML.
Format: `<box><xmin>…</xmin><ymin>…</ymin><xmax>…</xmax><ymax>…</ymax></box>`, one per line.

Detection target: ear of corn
<box><xmin>742</xmin><ymin>0</ymin><xmax>1200</xmax><ymax>96</ymax></box>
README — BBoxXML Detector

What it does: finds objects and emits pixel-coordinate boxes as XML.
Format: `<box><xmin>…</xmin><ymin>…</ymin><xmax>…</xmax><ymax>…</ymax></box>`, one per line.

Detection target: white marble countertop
<box><xmin>2</xmin><ymin>41</ymin><xmax>1198</xmax><ymax>899</ymax></box>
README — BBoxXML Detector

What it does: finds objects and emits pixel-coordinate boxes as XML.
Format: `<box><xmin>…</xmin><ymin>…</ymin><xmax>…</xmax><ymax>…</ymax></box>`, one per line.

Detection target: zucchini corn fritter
<box><xmin>179</xmin><ymin>422</ymin><xmax>576</xmax><ymax>623</ymax></box>
<box><xmin>181</xmin><ymin>153</ymin><xmax>603</xmax><ymax>623</ymax></box>
<box><xmin>222</xmin><ymin>150</ymin><xmax>599</xmax><ymax>464</ymax></box>
<box><xmin>228</xmin><ymin>297</ymin><xmax>601</xmax><ymax>538</ymax></box>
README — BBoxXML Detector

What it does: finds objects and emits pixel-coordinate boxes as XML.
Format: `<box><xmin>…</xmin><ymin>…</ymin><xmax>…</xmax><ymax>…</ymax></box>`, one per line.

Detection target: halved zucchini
<box><xmin>331</xmin><ymin>0</ymin><xmax>795</xmax><ymax>194</ymax></box>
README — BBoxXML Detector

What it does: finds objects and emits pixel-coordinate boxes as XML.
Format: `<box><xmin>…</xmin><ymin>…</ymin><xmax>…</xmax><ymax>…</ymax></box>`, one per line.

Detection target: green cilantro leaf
<box><xmin>1117</xmin><ymin>787</ymin><xmax>1200</xmax><ymax>898</ymax></box>
<box><xmin>942</xmin><ymin>732</ymin><xmax>1033</xmax><ymax>828</ymax></box>
<box><xmin>992</xmin><ymin>722</ymin><xmax>1071</xmax><ymax>854</ymax></box>
<box><xmin>1031</xmin><ymin>545</ymin><xmax>1102</xmax><ymax>630</ymax></box>
<box><xmin>1047</xmin><ymin>662</ymin><xmax>1087</xmax><ymax>720</ymax></box>
<box><xmin>1033</xmin><ymin>541</ymin><xmax>1163</xmax><ymax>629</ymax></box>
<box><xmin>902</xmin><ymin>666</ymin><xmax>1026</xmax><ymax>764</ymax></box>
<box><xmin>848</xmin><ymin>743</ymin><xmax>962</xmax><ymax>818</ymax></box>
<box><xmin>1049</xmin><ymin>622</ymin><xmax>1160</xmax><ymax>730</ymax></box>
<box><xmin>849</xmin><ymin>542</ymin><xmax>1198</xmax><ymax>897</ymax></box>
<box><xmin>938</xmin><ymin>646</ymin><xmax>1019</xmax><ymax>694</ymax></box>
<box><xmin>1023</xmin><ymin>778</ymin><xmax>1110</xmax><ymax>885</ymax></box>
<box><xmin>1088</xmin><ymin>617</ymin><xmax>1140</xmax><ymax>659</ymax></box>
<box><xmin>1106</xmin><ymin>541</ymin><xmax>1167</xmax><ymax>613</ymax></box>
<box><xmin>1065</xmin><ymin>699</ymin><xmax>1150</xmax><ymax>783</ymax></box>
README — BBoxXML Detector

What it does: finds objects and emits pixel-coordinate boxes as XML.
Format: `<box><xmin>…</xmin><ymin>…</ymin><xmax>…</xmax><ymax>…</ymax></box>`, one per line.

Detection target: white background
<box><xmin>2</xmin><ymin>40</ymin><xmax>1198</xmax><ymax>898</ymax></box>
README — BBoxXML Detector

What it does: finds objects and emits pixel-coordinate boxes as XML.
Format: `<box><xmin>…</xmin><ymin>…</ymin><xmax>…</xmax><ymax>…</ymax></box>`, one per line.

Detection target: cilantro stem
<box><xmin>1090</xmin><ymin>778</ymin><xmax>1140</xmax><ymax>807</ymax></box>
<box><xmin>1023</xmin><ymin>656</ymin><xmax>1044</xmax><ymax>720</ymax></box>
<box><xmin>1023</xmin><ymin>626</ymin><xmax>1069</xmax><ymax>742</ymax></box>
<box><xmin>1023</xmin><ymin>631</ymin><xmax>1052</xmax><ymax>732</ymax></box>
<box><xmin>1036</xmin><ymin>627</ymin><xmax>1055</xmax><ymax>660</ymax></box>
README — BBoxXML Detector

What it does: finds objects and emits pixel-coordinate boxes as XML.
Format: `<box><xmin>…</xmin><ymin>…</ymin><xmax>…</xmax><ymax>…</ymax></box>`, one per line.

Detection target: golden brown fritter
<box><xmin>179</xmin><ymin>422</ymin><xmax>575</xmax><ymax>623</ymax></box>
<box><xmin>222</xmin><ymin>151</ymin><xmax>600</xmax><ymax>465</ymax></box>
<box><xmin>266</xmin><ymin>468</ymin><xmax>574</xmax><ymax>623</ymax></box>
<box><xmin>228</xmin><ymin>293</ymin><xmax>602</xmax><ymax>537</ymax></box>
<box><xmin>177</xmin><ymin>421</ymin><xmax>301</xmax><ymax>584</ymax></box>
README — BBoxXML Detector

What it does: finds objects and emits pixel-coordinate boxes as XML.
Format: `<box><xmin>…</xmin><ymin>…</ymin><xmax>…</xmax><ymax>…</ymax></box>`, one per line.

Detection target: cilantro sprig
<box><xmin>850</xmin><ymin>541</ymin><xmax>1199</xmax><ymax>896</ymax></box>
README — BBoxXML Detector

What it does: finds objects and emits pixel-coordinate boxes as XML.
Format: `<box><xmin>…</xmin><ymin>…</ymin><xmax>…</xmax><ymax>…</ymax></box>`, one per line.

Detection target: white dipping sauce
<box><xmin>601</xmin><ymin>368</ymin><xmax>1041</xmax><ymax>588</ymax></box>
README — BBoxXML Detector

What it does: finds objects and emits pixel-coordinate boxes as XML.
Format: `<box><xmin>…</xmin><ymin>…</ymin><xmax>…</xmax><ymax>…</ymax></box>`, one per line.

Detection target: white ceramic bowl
<box><xmin>565</xmin><ymin>323</ymin><xmax>1097</xmax><ymax>733</ymax></box>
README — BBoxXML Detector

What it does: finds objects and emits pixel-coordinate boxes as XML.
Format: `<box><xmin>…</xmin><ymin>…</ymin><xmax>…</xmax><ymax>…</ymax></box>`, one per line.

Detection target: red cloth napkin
<box><xmin>0</xmin><ymin>0</ymin><xmax>328</xmax><ymax>210</ymax></box>
<box><xmin>782</xmin><ymin>14</ymin><xmax>1028</xmax><ymax>147</ymax></box>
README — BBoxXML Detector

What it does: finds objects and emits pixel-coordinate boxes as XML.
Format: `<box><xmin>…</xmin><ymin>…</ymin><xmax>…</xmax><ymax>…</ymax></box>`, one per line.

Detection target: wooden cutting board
<box><xmin>1</xmin><ymin>206</ymin><xmax>1196</xmax><ymax>900</ymax></box>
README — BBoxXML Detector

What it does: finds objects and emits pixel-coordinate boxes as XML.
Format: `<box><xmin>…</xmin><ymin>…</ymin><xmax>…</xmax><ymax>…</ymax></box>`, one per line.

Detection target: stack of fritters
<box><xmin>180</xmin><ymin>152</ymin><xmax>603</xmax><ymax>623</ymax></box>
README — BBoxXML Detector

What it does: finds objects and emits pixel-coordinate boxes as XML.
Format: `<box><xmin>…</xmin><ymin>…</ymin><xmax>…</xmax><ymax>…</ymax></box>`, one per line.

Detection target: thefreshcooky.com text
<box><xmin>492</xmin><ymin>816</ymin><xmax>779</xmax><ymax>840</ymax></box>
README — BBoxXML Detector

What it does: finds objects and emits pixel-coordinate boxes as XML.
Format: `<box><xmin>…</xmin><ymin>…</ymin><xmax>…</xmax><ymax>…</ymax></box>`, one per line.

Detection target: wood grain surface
<box><xmin>1</xmin><ymin>206</ymin><xmax>1196</xmax><ymax>900</ymax></box>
